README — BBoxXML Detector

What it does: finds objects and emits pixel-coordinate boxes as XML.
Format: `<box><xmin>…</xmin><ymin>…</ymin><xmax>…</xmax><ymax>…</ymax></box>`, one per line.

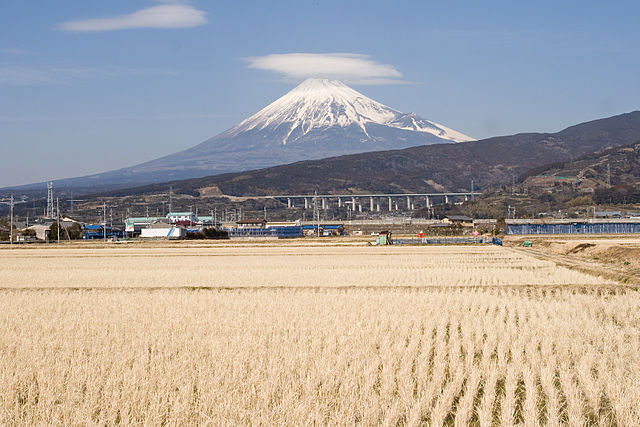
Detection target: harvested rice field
<box><xmin>0</xmin><ymin>243</ymin><xmax>638</xmax><ymax>425</ymax></box>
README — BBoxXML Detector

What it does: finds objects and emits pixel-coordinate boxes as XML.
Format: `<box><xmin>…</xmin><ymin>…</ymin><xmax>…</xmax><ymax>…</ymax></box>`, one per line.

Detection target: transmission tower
<box><xmin>46</xmin><ymin>181</ymin><xmax>55</xmax><ymax>218</ymax></box>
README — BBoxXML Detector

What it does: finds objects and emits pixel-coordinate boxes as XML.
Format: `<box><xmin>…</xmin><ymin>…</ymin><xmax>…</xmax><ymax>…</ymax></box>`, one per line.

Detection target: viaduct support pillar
<box><xmin>304</xmin><ymin>198</ymin><xmax>309</xmax><ymax>209</ymax></box>
<box><xmin>388</xmin><ymin>196</ymin><xmax>392</xmax><ymax>211</ymax></box>
<box><xmin>322</xmin><ymin>198</ymin><xmax>326</xmax><ymax>210</ymax></box>
<box><xmin>407</xmin><ymin>196</ymin><xmax>412</xmax><ymax>210</ymax></box>
<box><xmin>369</xmin><ymin>197</ymin><xmax>374</xmax><ymax>211</ymax></box>
<box><xmin>287</xmin><ymin>198</ymin><xmax>292</xmax><ymax>209</ymax></box>
<box><xmin>445</xmin><ymin>195</ymin><xmax>449</xmax><ymax>204</ymax></box>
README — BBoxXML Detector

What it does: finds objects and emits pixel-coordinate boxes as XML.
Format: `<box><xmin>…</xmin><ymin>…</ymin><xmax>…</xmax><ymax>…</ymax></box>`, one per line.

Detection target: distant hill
<box><xmin>93</xmin><ymin>111</ymin><xmax>640</xmax><ymax>198</ymax></box>
<box><xmin>521</xmin><ymin>142</ymin><xmax>640</xmax><ymax>203</ymax></box>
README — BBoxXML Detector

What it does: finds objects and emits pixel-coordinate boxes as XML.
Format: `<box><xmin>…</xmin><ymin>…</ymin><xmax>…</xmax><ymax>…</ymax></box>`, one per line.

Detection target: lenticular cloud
<box><xmin>246</xmin><ymin>53</ymin><xmax>404</xmax><ymax>85</ymax></box>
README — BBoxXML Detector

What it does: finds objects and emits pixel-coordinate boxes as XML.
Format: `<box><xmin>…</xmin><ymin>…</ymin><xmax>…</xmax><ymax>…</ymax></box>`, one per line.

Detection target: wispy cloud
<box><xmin>0</xmin><ymin>48</ymin><xmax>25</xmax><ymax>55</ymax></box>
<box><xmin>57</xmin><ymin>4</ymin><xmax>206</xmax><ymax>32</ymax></box>
<box><xmin>246</xmin><ymin>53</ymin><xmax>405</xmax><ymax>85</ymax></box>
<box><xmin>0</xmin><ymin>66</ymin><xmax>176</xmax><ymax>86</ymax></box>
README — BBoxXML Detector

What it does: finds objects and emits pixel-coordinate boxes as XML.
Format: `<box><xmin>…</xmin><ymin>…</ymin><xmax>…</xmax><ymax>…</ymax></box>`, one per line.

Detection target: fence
<box><xmin>506</xmin><ymin>223</ymin><xmax>640</xmax><ymax>235</ymax></box>
<box><xmin>224</xmin><ymin>226</ymin><xmax>303</xmax><ymax>238</ymax></box>
<box><xmin>395</xmin><ymin>237</ymin><xmax>502</xmax><ymax>245</ymax></box>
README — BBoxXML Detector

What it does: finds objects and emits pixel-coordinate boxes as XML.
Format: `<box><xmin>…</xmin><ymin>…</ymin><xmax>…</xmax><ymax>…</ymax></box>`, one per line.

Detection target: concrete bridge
<box><xmin>267</xmin><ymin>192</ymin><xmax>481</xmax><ymax>212</ymax></box>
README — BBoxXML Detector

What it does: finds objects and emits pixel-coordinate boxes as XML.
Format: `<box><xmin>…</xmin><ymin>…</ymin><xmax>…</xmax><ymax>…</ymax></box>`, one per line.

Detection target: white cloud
<box><xmin>246</xmin><ymin>53</ymin><xmax>405</xmax><ymax>84</ymax></box>
<box><xmin>57</xmin><ymin>4</ymin><xmax>206</xmax><ymax>32</ymax></box>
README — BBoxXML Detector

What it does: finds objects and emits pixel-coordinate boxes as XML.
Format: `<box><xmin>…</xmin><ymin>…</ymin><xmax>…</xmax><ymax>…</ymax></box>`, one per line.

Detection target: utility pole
<box><xmin>512</xmin><ymin>175</ymin><xmax>516</xmax><ymax>195</ymax></box>
<box><xmin>168</xmin><ymin>185</ymin><xmax>173</xmax><ymax>215</ymax></box>
<box><xmin>103</xmin><ymin>202</ymin><xmax>107</xmax><ymax>241</ymax></box>
<box><xmin>264</xmin><ymin>205</ymin><xmax>267</xmax><ymax>220</ymax></box>
<box><xmin>9</xmin><ymin>195</ymin><xmax>14</xmax><ymax>245</ymax></box>
<box><xmin>56</xmin><ymin>197</ymin><xmax>60</xmax><ymax>243</ymax></box>
<box><xmin>471</xmin><ymin>179</ymin><xmax>475</xmax><ymax>201</ymax></box>
<box><xmin>312</xmin><ymin>191</ymin><xmax>320</xmax><ymax>236</ymax></box>
<box><xmin>606</xmin><ymin>163</ymin><xmax>611</xmax><ymax>188</ymax></box>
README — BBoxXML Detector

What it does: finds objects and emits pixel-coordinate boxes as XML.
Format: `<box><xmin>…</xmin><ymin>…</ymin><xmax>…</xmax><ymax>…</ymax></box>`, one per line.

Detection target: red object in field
<box><xmin>418</xmin><ymin>232</ymin><xmax>424</xmax><ymax>238</ymax></box>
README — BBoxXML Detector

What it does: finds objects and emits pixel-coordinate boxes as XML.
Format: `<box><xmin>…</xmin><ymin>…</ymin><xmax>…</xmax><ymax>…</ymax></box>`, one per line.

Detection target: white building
<box><xmin>167</xmin><ymin>211</ymin><xmax>197</xmax><ymax>224</ymax></box>
<box><xmin>140</xmin><ymin>226</ymin><xmax>185</xmax><ymax>239</ymax></box>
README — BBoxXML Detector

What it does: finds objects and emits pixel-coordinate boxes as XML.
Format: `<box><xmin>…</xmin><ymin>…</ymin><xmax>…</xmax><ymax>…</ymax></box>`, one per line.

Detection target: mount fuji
<box><xmin>22</xmin><ymin>78</ymin><xmax>475</xmax><ymax>190</ymax></box>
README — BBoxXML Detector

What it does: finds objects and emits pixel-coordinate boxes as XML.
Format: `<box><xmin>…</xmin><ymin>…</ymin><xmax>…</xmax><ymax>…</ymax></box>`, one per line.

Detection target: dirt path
<box><xmin>506</xmin><ymin>237</ymin><xmax>640</xmax><ymax>286</ymax></box>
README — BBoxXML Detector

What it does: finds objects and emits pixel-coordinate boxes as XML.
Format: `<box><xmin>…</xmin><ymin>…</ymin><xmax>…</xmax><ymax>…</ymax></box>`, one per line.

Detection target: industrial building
<box><xmin>506</xmin><ymin>220</ymin><xmax>640</xmax><ymax>234</ymax></box>
<box><xmin>224</xmin><ymin>219</ymin><xmax>303</xmax><ymax>238</ymax></box>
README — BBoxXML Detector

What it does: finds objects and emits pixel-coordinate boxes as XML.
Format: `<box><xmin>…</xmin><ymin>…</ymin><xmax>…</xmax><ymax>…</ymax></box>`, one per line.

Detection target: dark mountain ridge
<box><xmin>90</xmin><ymin>111</ymin><xmax>640</xmax><ymax>198</ymax></box>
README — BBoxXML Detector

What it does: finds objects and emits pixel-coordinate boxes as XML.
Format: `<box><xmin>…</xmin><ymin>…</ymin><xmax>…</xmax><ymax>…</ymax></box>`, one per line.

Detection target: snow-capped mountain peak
<box><xmin>229</xmin><ymin>78</ymin><xmax>474</xmax><ymax>144</ymax></box>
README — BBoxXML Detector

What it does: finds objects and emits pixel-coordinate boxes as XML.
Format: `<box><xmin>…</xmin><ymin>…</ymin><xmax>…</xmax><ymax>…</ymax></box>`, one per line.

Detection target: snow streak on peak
<box><xmin>229</xmin><ymin>78</ymin><xmax>474</xmax><ymax>144</ymax></box>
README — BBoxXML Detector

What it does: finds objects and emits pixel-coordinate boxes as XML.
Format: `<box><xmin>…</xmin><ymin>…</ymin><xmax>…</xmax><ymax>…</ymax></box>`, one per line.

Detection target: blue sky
<box><xmin>1</xmin><ymin>0</ymin><xmax>639</xmax><ymax>187</ymax></box>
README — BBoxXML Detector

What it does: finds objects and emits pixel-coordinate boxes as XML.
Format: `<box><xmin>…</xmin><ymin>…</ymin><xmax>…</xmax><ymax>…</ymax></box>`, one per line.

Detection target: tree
<box><xmin>48</xmin><ymin>222</ymin><xmax>61</xmax><ymax>241</ymax></box>
<box><xmin>67</xmin><ymin>223</ymin><xmax>84</xmax><ymax>239</ymax></box>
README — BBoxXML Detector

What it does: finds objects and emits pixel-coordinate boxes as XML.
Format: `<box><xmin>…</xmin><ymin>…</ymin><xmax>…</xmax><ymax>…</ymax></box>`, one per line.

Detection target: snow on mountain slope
<box><xmin>228</xmin><ymin>78</ymin><xmax>474</xmax><ymax>144</ymax></box>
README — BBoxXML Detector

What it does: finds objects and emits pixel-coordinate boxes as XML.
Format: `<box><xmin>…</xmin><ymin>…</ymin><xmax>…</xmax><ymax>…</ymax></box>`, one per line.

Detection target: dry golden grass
<box><xmin>0</xmin><ymin>244</ymin><xmax>638</xmax><ymax>425</ymax></box>
<box><xmin>0</xmin><ymin>245</ymin><xmax>613</xmax><ymax>288</ymax></box>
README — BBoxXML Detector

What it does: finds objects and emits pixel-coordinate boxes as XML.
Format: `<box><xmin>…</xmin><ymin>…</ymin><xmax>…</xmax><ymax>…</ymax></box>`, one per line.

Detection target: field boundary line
<box><xmin>507</xmin><ymin>246</ymin><xmax>640</xmax><ymax>285</ymax></box>
<box><xmin>0</xmin><ymin>284</ymin><xmax>637</xmax><ymax>293</ymax></box>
